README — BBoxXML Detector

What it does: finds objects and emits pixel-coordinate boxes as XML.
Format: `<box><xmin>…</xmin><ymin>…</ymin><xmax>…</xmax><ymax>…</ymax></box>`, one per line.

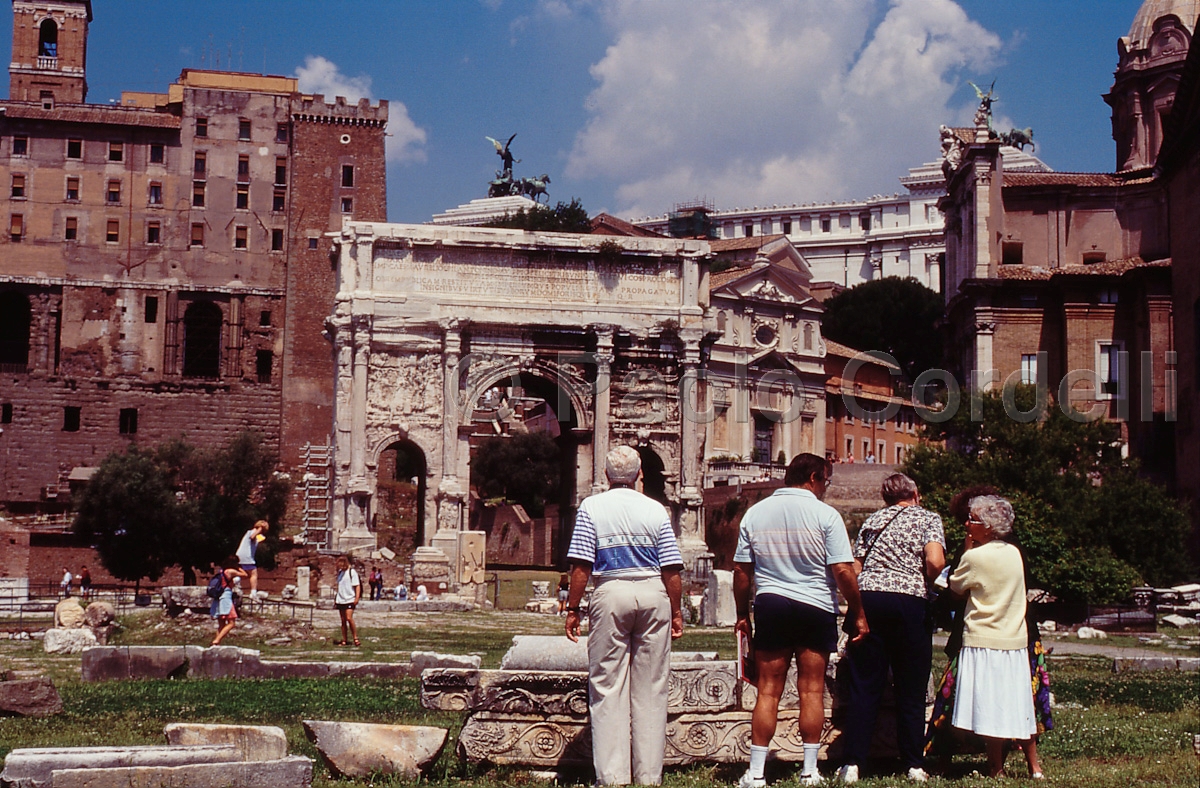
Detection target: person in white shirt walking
<box><xmin>334</xmin><ymin>554</ymin><xmax>362</xmax><ymax>647</ymax></box>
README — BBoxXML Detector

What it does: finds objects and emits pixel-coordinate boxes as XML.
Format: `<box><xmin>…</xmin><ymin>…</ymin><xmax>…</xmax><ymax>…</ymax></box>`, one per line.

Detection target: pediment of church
<box><xmin>713</xmin><ymin>265</ymin><xmax>814</xmax><ymax>306</ymax></box>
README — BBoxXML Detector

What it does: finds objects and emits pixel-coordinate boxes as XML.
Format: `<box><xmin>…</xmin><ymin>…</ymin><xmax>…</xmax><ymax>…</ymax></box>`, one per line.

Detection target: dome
<box><xmin>1125</xmin><ymin>0</ymin><xmax>1198</xmax><ymax>52</ymax></box>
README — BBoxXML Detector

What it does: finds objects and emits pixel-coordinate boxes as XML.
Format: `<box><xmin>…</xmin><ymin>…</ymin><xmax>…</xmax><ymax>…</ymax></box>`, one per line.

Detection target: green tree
<box><xmin>485</xmin><ymin>198</ymin><xmax>592</xmax><ymax>233</ymax></box>
<box><xmin>822</xmin><ymin>277</ymin><xmax>944</xmax><ymax>380</ymax></box>
<box><xmin>74</xmin><ymin>432</ymin><xmax>290</xmax><ymax>586</ymax></box>
<box><xmin>904</xmin><ymin>387</ymin><xmax>1193</xmax><ymax>603</ymax></box>
<box><xmin>471</xmin><ymin>432</ymin><xmax>561</xmax><ymax>517</ymax></box>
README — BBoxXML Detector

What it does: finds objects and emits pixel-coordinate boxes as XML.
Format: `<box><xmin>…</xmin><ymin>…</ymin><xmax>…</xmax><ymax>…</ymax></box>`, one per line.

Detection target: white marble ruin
<box><xmin>326</xmin><ymin>222</ymin><xmax>716</xmax><ymax>584</ymax></box>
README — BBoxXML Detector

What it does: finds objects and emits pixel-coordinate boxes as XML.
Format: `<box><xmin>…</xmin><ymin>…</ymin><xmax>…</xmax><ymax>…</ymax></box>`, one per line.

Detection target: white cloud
<box><xmin>293</xmin><ymin>55</ymin><xmax>428</xmax><ymax>164</ymax></box>
<box><xmin>566</xmin><ymin>0</ymin><xmax>1001</xmax><ymax>218</ymax></box>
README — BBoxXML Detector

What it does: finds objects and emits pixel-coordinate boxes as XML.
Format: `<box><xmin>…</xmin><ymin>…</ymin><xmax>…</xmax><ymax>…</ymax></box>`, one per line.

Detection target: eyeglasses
<box><xmin>966</xmin><ymin>516</ymin><xmax>984</xmax><ymax>525</ymax></box>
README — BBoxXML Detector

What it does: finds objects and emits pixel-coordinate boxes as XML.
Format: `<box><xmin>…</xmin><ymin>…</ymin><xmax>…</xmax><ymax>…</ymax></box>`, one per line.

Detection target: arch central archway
<box><xmin>373</xmin><ymin>439</ymin><xmax>428</xmax><ymax>560</ymax></box>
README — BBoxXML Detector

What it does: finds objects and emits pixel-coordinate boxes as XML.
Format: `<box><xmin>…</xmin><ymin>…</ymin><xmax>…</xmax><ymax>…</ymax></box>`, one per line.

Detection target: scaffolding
<box><xmin>667</xmin><ymin>199</ymin><xmax>718</xmax><ymax>239</ymax></box>
<box><xmin>298</xmin><ymin>441</ymin><xmax>332</xmax><ymax>550</ymax></box>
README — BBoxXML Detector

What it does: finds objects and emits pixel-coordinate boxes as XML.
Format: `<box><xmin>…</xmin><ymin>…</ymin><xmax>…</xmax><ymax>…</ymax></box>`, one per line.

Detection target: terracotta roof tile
<box><xmin>710</xmin><ymin>267</ymin><xmax>752</xmax><ymax>289</ymax></box>
<box><xmin>0</xmin><ymin>101</ymin><xmax>181</xmax><ymax>129</ymax></box>
<box><xmin>996</xmin><ymin>257</ymin><xmax>1171</xmax><ymax>280</ymax></box>
<box><xmin>1002</xmin><ymin>172</ymin><xmax>1127</xmax><ymax>188</ymax></box>
<box><xmin>822</xmin><ymin>339</ymin><xmax>901</xmax><ymax>370</ymax></box>
<box><xmin>589</xmin><ymin>212</ymin><xmax>666</xmax><ymax>237</ymax></box>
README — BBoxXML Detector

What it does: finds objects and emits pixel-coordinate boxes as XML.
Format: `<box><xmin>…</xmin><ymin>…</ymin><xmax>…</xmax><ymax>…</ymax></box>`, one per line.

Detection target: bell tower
<box><xmin>9</xmin><ymin>0</ymin><xmax>92</xmax><ymax>104</ymax></box>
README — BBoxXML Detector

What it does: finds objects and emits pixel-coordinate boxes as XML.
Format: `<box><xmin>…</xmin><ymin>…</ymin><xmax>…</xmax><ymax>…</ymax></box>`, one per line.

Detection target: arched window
<box><xmin>38</xmin><ymin>19</ymin><xmax>58</xmax><ymax>58</ymax></box>
<box><xmin>803</xmin><ymin>323</ymin><xmax>813</xmax><ymax>351</ymax></box>
<box><xmin>182</xmin><ymin>301</ymin><xmax>223</xmax><ymax>378</ymax></box>
<box><xmin>0</xmin><ymin>291</ymin><xmax>31</xmax><ymax>370</ymax></box>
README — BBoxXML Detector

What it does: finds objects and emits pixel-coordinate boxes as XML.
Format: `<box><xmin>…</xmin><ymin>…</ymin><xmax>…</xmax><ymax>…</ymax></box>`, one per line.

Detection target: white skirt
<box><xmin>952</xmin><ymin>646</ymin><xmax>1037</xmax><ymax>739</ymax></box>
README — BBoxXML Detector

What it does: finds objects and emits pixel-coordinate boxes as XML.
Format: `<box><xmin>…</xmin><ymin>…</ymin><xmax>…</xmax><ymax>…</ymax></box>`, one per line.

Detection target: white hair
<box><xmin>605</xmin><ymin>445</ymin><xmax>642</xmax><ymax>485</ymax></box>
<box><xmin>969</xmin><ymin>495</ymin><xmax>1015</xmax><ymax>537</ymax></box>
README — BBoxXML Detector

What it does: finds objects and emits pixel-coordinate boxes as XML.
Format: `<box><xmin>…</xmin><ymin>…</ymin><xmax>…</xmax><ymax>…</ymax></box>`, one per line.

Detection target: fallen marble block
<box><xmin>42</xmin><ymin>627</ymin><xmax>97</xmax><ymax>654</ymax></box>
<box><xmin>0</xmin><ymin>744</ymin><xmax>241</xmax><ymax>788</ymax></box>
<box><xmin>500</xmin><ymin>635</ymin><xmax>589</xmax><ymax>671</ymax></box>
<box><xmin>164</xmin><ymin>723</ymin><xmax>289</xmax><ymax>762</ymax></box>
<box><xmin>0</xmin><ymin>678</ymin><xmax>62</xmax><ymax>717</ymax></box>
<box><xmin>54</xmin><ymin>599</ymin><xmax>86</xmax><ymax>629</ymax></box>
<box><xmin>409</xmin><ymin>651</ymin><xmax>482</xmax><ymax>672</ymax></box>
<box><xmin>48</xmin><ymin>755</ymin><xmax>312</xmax><ymax>788</ymax></box>
<box><xmin>302</xmin><ymin>720</ymin><xmax>447</xmax><ymax>779</ymax></box>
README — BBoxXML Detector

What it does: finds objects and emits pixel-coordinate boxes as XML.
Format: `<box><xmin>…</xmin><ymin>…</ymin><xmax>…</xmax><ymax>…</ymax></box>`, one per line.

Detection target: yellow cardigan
<box><xmin>949</xmin><ymin>540</ymin><xmax>1028</xmax><ymax>650</ymax></box>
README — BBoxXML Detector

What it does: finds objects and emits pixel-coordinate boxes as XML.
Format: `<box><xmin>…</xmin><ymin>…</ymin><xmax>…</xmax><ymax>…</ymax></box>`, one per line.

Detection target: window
<box><xmin>107</xmin><ymin>180</ymin><xmax>121</xmax><ymax>203</ymax></box>
<box><xmin>66</xmin><ymin>176</ymin><xmax>79</xmax><ymax>201</ymax></box>
<box><xmin>149</xmin><ymin>143</ymin><xmax>164</xmax><ymax>164</ymax></box>
<box><xmin>182</xmin><ymin>302</ymin><xmax>222</xmax><ymax>378</ymax></box>
<box><xmin>39</xmin><ymin>18</ymin><xmax>57</xmax><ymax>57</ymax></box>
<box><xmin>846</xmin><ymin>437</ymin><xmax>854</xmax><ymax>459</ymax></box>
<box><xmin>234</xmin><ymin>226</ymin><xmax>248</xmax><ymax>249</ymax></box>
<box><xmin>12</xmin><ymin>137</ymin><xmax>28</xmax><ymax>156</ymax></box>
<box><xmin>307</xmin><ymin>237</ymin><xmax>318</xmax><ymax>250</ymax></box>
<box><xmin>106</xmin><ymin>220</ymin><xmax>119</xmax><ymax>243</ymax></box>
<box><xmin>1002</xmin><ymin>242</ymin><xmax>1024</xmax><ymax>265</ymax></box>
<box><xmin>863</xmin><ymin>439</ymin><xmax>871</xmax><ymax>459</ymax></box>
<box><xmin>192</xmin><ymin>181</ymin><xmax>205</xmax><ymax>207</ymax></box>
<box><xmin>193</xmin><ymin>152</ymin><xmax>206</xmax><ymax>176</ymax></box>
<box><xmin>341</xmin><ymin>165</ymin><xmax>355</xmax><ymax>187</ymax></box>
<box><xmin>238</xmin><ymin>118</ymin><xmax>251</xmax><ymax>140</ymax></box>
<box><xmin>236</xmin><ymin>184</ymin><xmax>249</xmax><ymax>210</ymax></box>
<box><xmin>276</xmin><ymin>123</ymin><xmax>289</xmax><ymax>143</ymax></box>
<box><xmin>195</xmin><ymin>117</ymin><xmax>208</xmax><ymax>137</ymax></box>
<box><xmin>271</xmin><ymin>228</ymin><xmax>284</xmax><ymax>251</ymax></box>
<box><xmin>0</xmin><ymin>292</ymin><xmax>31</xmax><ymax>368</ymax></box>
<box><xmin>1099</xmin><ymin>288</ymin><xmax>1119</xmax><ymax>304</ymax></box>
<box><xmin>275</xmin><ymin>157</ymin><xmax>287</xmax><ymax>185</ymax></box>
<box><xmin>9</xmin><ymin>214</ymin><xmax>23</xmax><ymax>242</ymax></box>
<box><xmin>148</xmin><ymin>182</ymin><xmax>162</xmax><ymax>205</ymax></box>
<box><xmin>272</xmin><ymin>189</ymin><xmax>286</xmax><ymax>212</ymax></box>
<box><xmin>860</xmin><ymin>214</ymin><xmax>871</xmax><ymax>231</ymax></box>
<box><xmin>0</xmin><ymin>403</ymin><xmax>10</xmax><ymax>424</ymax></box>
<box><xmin>782</xmin><ymin>219</ymin><xmax>792</xmax><ymax>235</ymax></box>
<box><xmin>67</xmin><ymin>139</ymin><xmax>82</xmax><ymax>159</ymax></box>
<box><xmin>65</xmin><ymin>217</ymin><xmax>77</xmax><ymax>240</ymax></box>
<box><xmin>743</xmin><ymin>223</ymin><xmax>753</xmax><ymax>238</ymax></box>
<box><xmin>259</xmin><ymin>310</ymin><xmax>271</xmax><ymax>327</ymax></box>
<box><xmin>108</xmin><ymin>142</ymin><xmax>123</xmax><ymax>162</ymax></box>
<box><xmin>821</xmin><ymin>217</ymin><xmax>831</xmax><ymax>233</ymax></box>
<box><xmin>145</xmin><ymin>296</ymin><xmax>159</xmax><ymax>323</ymax></box>
<box><xmin>118</xmin><ymin>408</ymin><xmax>138</xmax><ymax>435</ymax></box>
<box><xmin>1020</xmin><ymin>353</ymin><xmax>1038</xmax><ymax>385</ymax></box>
<box><xmin>40</xmin><ymin>92</ymin><xmax>54</xmax><ymax>110</ymax></box>
<box><xmin>341</xmin><ymin>197</ymin><xmax>353</xmax><ymax>213</ymax></box>
<box><xmin>190</xmin><ymin>223</ymin><xmax>204</xmax><ymax>247</ymax></box>
<box><xmin>896</xmin><ymin>445</ymin><xmax>904</xmax><ymax>464</ymax></box>
<box><xmin>256</xmin><ymin>349</ymin><xmax>273</xmax><ymax>383</ymax></box>
<box><xmin>237</xmin><ymin>155</ymin><xmax>250</xmax><ymax>181</ymax></box>
<box><xmin>11</xmin><ymin>174</ymin><xmax>25</xmax><ymax>199</ymax></box>
<box><xmin>1098</xmin><ymin>342</ymin><xmax>1124</xmax><ymax>398</ymax></box>
<box><xmin>146</xmin><ymin>221</ymin><xmax>160</xmax><ymax>244</ymax></box>
<box><xmin>63</xmin><ymin>406</ymin><xmax>80</xmax><ymax>432</ymax></box>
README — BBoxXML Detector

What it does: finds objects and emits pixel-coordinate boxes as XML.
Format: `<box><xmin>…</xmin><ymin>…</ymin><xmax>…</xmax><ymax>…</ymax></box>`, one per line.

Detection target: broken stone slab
<box><xmin>163</xmin><ymin>723</ymin><xmax>288</xmax><ymax>762</ymax></box>
<box><xmin>1162</xmin><ymin>613</ymin><xmax>1198</xmax><ymax>628</ymax></box>
<box><xmin>0</xmin><ymin>744</ymin><xmax>242</xmax><ymax>788</ymax></box>
<box><xmin>1076</xmin><ymin>626</ymin><xmax>1107</xmax><ymax>639</ymax></box>
<box><xmin>54</xmin><ymin>599</ymin><xmax>86</xmax><ymax>629</ymax></box>
<box><xmin>160</xmin><ymin>586</ymin><xmax>219</xmax><ymax>614</ymax></box>
<box><xmin>525</xmin><ymin>599</ymin><xmax>560</xmax><ymax>614</ymax></box>
<box><xmin>410</xmin><ymin>651</ymin><xmax>482</xmax><ymax>672</ymax></box>
<box><xmin>302</xmin><ymin>720</ymin><xmax>447</xmax><ymax>780</ymax></box>
<box><xmin>0</xmin><ymin>677</ymin><xmax>63</xmax><ymax>717</ymax></box>
<box><xmin>672</xmin><ymin>651</ymin><xmax>720</xmax><ymax>662</ymax></box>
<box><xmin>48</xmin><ymin>755</ymin><xmax>313</xmax><ymax>788</ymax></box>
<box><xmin>42</xmin><ymin>627</ymin><xmax>97</xmax><ymax>654</ymax></box>
<box><xmin>500</xmin><ymin>635</ymin><xmax>589</xmax><ymax>671</ymax></box>
<box><xmin>83</xmin><ymin>601</ymin><xmax>116</xmax><ymax>628</ymax></box>
<box><xmin>1113</xmin><ymin>656</ymin><xmax>1200</xmax><ymax>672</ymax></box>
<box><xmin>702</xmin><ymin>570</ymin><xmax>737</xmax><ymax>627</ymax></box>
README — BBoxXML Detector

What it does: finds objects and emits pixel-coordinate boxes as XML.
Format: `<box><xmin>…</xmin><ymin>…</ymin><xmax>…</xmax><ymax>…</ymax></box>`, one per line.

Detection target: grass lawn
<box><xmin>1</xmin><ymin>614</ymin><xmax>1196</xmax><ymax>787</ymax></box>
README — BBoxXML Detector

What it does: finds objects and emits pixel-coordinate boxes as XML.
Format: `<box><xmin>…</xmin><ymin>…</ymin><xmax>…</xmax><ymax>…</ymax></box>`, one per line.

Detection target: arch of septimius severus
<box><xmin>326</xmin><ymin>222</ymin><xmax>716</xmax><ymax>584</ymax></box>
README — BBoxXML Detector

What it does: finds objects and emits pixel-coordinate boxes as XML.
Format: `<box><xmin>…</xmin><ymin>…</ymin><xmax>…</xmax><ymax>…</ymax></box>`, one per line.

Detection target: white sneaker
<box><xmin>738</xmin><ymin>771</ymin><xmax>767</xmax><ymax>788</ymax></box>
<box><xmin>907</xmin><ymin>767</ymin><xmax>929</xmax><ymax>782</ymax></box>
<box><xmin>800</xmin><ymin>772</ymin><xmax>823</xmax><ymax>785</ymax></box>
<box><xmin>837</xmin><ymin>765</ymin><xmax>859</xmax><ymax>784</ymax></box>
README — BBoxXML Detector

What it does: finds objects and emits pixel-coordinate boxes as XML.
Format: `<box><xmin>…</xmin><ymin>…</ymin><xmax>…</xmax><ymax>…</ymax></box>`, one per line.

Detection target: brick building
<box><xmin>823</xmin><ymin>339</ymin><xmax>920</xmax><ymax>466</ymax></box>
<box><xmin>939</xmin><ymin>1</ymin><xmax>1187</xmax><ymax>478</ymax></box>
<box><xmin>0</xmin><ymin>0</ymin><xmax>387</xmax><ymax>519</ymax></box>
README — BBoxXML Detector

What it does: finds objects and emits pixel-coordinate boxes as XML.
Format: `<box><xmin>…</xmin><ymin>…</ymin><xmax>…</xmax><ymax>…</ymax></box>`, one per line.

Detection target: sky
<box><xmin>1</xmin><ymin>0</ymin><xmax>1149</xmax><ymax>223</ymax></box>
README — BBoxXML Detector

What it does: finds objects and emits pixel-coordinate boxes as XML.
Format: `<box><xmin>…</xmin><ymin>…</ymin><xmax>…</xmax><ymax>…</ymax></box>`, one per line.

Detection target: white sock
<box><xmin>803</xmin><ymin>743</ymin><xmax>820</xmax><ymax>776</ymax></box>
<box><xmin>749</xmin><ymin>745</ymin><xmax>769</xmax><ymax>778</ymax></box>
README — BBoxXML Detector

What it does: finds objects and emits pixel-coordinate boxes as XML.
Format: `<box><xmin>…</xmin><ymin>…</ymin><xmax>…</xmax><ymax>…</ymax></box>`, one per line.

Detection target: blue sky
<box><xmin>2</xmin><ymin>1</ymin><xmax>1147</xmax><ymax>223</ymax></box>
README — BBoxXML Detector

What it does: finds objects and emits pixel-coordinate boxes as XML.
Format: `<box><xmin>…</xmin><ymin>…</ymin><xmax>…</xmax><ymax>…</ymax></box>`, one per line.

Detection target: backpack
<box><xmin>206</xmin><ymin>572</ymin><xmax>225</xmax><ymax>599</ymax></box>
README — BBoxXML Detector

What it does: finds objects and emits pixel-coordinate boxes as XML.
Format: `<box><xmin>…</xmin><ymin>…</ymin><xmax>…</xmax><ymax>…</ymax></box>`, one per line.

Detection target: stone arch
<box><xmin>0</xmin><ymin>290</ymin><xmax>32</xmax><ymax>369</ymax></box>
<box><xmin>459</xmin><ymin>359</ymin><xmax>591</xmax><ymax>432</ymax></box>
<box><xmin>38</xmin><ymin>18</ymin><xmax>58</xmax><ymax>58</ymax></box>
<box><xmin>636</xmin><ymin>445</ymin><xmax>668</xmax><ymax>506</ymax></box>
<box><xmin>371</xmin><ymin>435</ymin><xmax>430</xmax><ymax>556</ymax></box>
<box><xmin>182</xmin><ymin>301</ymin><xmax>223</xmax><ymax>378</ymax></box>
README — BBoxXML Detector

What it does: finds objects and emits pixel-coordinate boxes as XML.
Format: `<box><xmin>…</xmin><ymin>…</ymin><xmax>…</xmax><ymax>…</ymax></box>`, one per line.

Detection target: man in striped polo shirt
<box><xmin>565</xmin><ymin>445</ymin><xmax>684</xmax><ymax>786</ymax></box>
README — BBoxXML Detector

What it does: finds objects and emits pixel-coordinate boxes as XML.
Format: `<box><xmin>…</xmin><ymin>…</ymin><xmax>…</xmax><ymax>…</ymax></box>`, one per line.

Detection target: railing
<box><xmin>705</xmin><ymin>460</ymin><xmax>786</xmax><ymax>483</ymax></box>
<box><xmin>240</xmin><ymin>595</ymin><xmax>316</xmax><ymax>625</ymax></box>
<box><xmin>37</xmin><ymin>55</ymin><xmax>58</xmax><ymax>70</ymax></box>
<box><xmin>0</xmin><ymin>363</ymin><xmax>29</xmax><ymax>374</ymax></box>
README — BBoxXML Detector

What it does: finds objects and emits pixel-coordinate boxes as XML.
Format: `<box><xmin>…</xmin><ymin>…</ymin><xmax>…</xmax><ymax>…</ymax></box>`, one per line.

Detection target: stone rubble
<box><xmin>302</xmin><ymin>720</ymin><xmax>448</xmax><ymax>779</ymax></box>
<box><xmin>41</xmin><ymin>627</ymin><xmax>97</xmax><ymax>654</ymax></box>
<box><xmin>0</xmin><ymin>677</ymin><xmax>62</xmax><ymax>717</ymax></box>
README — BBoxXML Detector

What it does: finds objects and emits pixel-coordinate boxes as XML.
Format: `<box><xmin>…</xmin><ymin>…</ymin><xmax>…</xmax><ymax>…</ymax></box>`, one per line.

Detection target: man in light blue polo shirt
<box><xmin>733</xmin><ymin>453</ymin><xmax>868</xmax><ymax>787</ymax></box>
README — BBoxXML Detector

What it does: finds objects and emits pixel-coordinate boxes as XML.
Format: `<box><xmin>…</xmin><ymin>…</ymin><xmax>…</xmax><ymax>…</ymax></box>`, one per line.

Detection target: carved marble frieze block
<box><xmin>665</xmin><ymin>710</ymin><xmax>836</xmax><ymax>764</ymax></box>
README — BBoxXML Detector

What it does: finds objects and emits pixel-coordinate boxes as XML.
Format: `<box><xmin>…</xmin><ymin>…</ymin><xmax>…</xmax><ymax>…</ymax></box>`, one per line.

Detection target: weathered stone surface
<box><xmin>302</xmin><ymin>720</ymin><xmax>447</xmax><ymax>779</ymax></box>
<box><xmin>48</xmin><ymin>756</ymin><xmax>313</xmax><ymax>788</ymax></box>
<box><xmin>0</xmin><ymin>745</ymin><xmax>241</xmax><ymax>788</ymax></box>
<box><xmin>422</xmin><ymin>670</ymin><xmax>588</xmax><ymax>715</ymax></box>
<box><xmin>163</xmin><ymin>724</ymin><xmax>288</xmax><ymax>762</ymax></box>
<box><xmin>161</xmin><ymin>586</ymin><xmax>218</xmax><ymax>614</ymax></box>
<box><xmin>1162</xmin><ymin>613</ymin><xmax>1198</xmax><ymax>628</ymax></box>
<box><xmin>500</xmin><ymin>636</ymin><xmax>588</xmax><ymax>671</ymax></box>
<box><xmin>0</xmin><ymin>678</ymin><xmax>63</xmax><ymax>717</ymax></box>
<box><xmin>1113</xmin><ymin>656</ymin><xmax>1200</xmax><ymax>672</ymax></box>
<box><xmin>410</xmin><ymin>651</ymin><xmax>482</xmax><ymax>672</ymax></box>
<box><xmin>54</xmin><ymin>599</ymin><xmax>86</xmax><ymax>629</ymax></box>
<box><xmin>42</xmin><ymin>627</ymin><xmax>97</xmax><ymax>654</ymax></box>
<box><xmin>702</xmin><ymin>570</ymin><xmax>737</xmax><ymax>627</ymax></box>
<box><xmin>83</xmin><ymin>601</ymin><xmax>116</xmax><ymax>629</ymax></box>
<box><xmin>1076</xmin><ymin>626</ymin><xmax>1107</xmax><ymax>639</ymax></box>
<box><xmin>525</xmin><ymin>599</ymin><xmax>560</xmax><ymax>614</ymax></box>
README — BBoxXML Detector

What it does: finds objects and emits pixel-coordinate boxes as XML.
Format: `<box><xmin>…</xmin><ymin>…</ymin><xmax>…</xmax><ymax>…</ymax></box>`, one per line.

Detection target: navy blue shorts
<box><xmin>752</xmin><ymin>593</ymin><xmax>838</xmax><ymax>653</ymax></box>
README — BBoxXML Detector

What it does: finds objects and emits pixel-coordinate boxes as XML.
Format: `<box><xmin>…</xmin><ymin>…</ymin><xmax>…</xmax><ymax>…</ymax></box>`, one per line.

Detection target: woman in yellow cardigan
<box><xmin>948</xmin><ymin>495</ymin><xmax>1039</xmax><ymax>778</ymax></box>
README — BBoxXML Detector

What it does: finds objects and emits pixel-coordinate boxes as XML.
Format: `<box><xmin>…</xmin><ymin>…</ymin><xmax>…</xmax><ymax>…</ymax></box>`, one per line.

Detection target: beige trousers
<box><xmin>587</xmin><ymin>575</ymin><xmax>672</xmax><ymax>786</ymax></box>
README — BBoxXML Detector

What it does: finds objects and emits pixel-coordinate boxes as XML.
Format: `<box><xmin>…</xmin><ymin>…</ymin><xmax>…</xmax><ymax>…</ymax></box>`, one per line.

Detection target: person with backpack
<box><xmin>209</xmin><ymin>556</ymin><xmax>247</xmax><ymax>646</ymax></box>
<box><xmin>334</xmin><ymin>554</ymin><xmax>362</xmax><ymax>646</ymax></box>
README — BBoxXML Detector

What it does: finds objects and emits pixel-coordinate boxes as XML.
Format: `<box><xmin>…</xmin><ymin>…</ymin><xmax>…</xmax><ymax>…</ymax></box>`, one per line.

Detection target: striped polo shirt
<box><xmin>567</xmin><ymin>487</ymin><xmax>683</xmax><ymax>578</ymax></box>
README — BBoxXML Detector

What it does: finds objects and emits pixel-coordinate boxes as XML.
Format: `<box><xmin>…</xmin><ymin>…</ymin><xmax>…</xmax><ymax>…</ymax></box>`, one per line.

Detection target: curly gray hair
<box><xmin>605</xmin><ymin>445</ymin><xmax>642</xmax><ymax>485</ymax></box>
<box><xmin>968</xmin><ymin>495</ymin><xmax>1014</xmax><ymax>537</ymax></box>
